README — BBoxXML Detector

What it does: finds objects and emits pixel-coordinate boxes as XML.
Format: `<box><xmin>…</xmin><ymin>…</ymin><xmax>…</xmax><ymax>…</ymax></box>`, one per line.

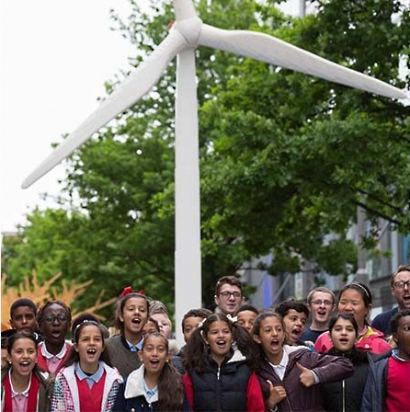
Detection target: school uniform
<box><xmin>50</xmin><ymin>361</ymin><xmax>122</xmax><ymax>412</ymax></box>
<box><xmin>1</xmin><ymin>367</ymin><xmax>51</xmax><ymax>412</ymax></box>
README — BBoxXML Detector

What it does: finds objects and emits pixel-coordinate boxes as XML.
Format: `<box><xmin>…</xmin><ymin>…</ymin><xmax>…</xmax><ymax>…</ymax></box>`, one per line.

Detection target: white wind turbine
<box><xmin>23</xmin><ymin>0</ymin><xmax>407</xmax><ymax>343</ymax></box>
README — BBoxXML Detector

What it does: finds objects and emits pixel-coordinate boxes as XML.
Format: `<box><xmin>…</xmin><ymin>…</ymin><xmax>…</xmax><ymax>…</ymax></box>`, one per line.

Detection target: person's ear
<box><xmin>252</xmin><ymin>334</ymin><xmax>261</xmax><ymax>344</ymax></box>
<box><xmin>214</xmin><ymin>295</ymin><xmax>220</xmax><ymax>307</ymax></box>
<box><xmin>138</xmin><ymin>351</ymin><xmax>144</xmax><ymax>362</ymax></box>
<box><xmin>74</xmin><ymin>343</ymin><xmax>79</xmax><ymax>352</ymax></box>
<box><xmin>392</xmin><ymin>331</ymin><xmax>399</xmax><ymax>345</ymax></box>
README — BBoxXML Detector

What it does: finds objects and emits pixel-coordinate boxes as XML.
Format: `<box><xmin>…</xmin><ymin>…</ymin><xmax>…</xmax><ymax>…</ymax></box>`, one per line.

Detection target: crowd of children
<box><xmin>1</xmin><ymin>270</ymin><xmax>409</xmax><ymax>412</ymax></box>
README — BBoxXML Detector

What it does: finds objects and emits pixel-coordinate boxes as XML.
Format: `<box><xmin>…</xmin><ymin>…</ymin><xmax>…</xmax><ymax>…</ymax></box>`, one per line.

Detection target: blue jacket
<box><xmin>361</xmin><ymin>351</ymin><xmax>390</xmax><ymax>412</ymax></box>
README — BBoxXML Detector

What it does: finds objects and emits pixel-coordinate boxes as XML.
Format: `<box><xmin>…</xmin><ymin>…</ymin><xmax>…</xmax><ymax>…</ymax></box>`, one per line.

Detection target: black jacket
<box><xmin>321</xmin><ymin>348</ymin><xmax>370</xmax><ymax>412</ymax></box>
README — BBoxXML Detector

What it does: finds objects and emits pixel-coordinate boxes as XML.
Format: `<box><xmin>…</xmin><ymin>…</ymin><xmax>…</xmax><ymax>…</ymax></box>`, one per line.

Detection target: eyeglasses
<box><xmin>311</xmin><ymin>300</ymin><xmax>333</xmax><ymax>306</ymax></box>
<box><xmin>393</xmin><ymin>280</ymin><xmax>410</xmax><ymax>289</ymax></box>
<box><xmin>41</xmin><ymin>315</ymin><xmax>69</xmax><ymax>324</ymax></box>
<box><xmin>219</xmin><ymin>291</ymin><xmax>242</xmax><ymax>299</ymax></box>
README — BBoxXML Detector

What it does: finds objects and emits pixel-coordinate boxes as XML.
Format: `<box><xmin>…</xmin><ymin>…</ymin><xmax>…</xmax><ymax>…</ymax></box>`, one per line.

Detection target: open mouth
<box><xmin>216</xmin><ymin>339</ymin><xmax>227</xmax><ymax>347</ymax></box>
<box><xmin>291</xmin><ymin>328</ymin><xmax>301</xmax><ymax>339</ymax></box>
<box><xmin>51</xmin><ymin>330</ymin><xmax>62</xmax><ymax>339</ymax></box>
<box><xmin>338</xmin><ymin>338</ymin><xmax>349</xmax><ymax>345</ymax></box>
<box><xmin>270</xmin><ymin>339</ymin><xmax>280</xmax><ymax>350</ymax></box>
<box><xmin>317</xmin><ymin>310</ymin><xmax>327</xmax><ymax>316</ymax></box>
<box><xmin>131</xmin><ymin>317</ymin><xmax>141</xmax><ymax>325</ymax></box>
<box><xmin>86</xmin><ymin>348</ymin><xmax>97</xmax><ymax>355</ymax></box>
<box><xmin>19</xmin><ymin>361</ymin><xmax>32</xmax><ymax>372</ymax></box>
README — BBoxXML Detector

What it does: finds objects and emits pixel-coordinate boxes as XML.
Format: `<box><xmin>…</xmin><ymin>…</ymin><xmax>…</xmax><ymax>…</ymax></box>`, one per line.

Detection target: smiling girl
<box><xmin>314</xmin><ymin>283</ymin><xmax>391</xmax><ymax>354</ymax></box>
<box><xmin>113</xmin><ymin>332</ymin><xmax>189</xmax><ymax>411</ymax></box>
<box><xmin>1</xmin><ymin>332</ymin><xmax>52</xmax><ymax>412</ymax></box>
<box><xmin>51</xmin><ymin>320</ymin><xmax>122</xmax><ymax>412</ymax></box>
<box><xmin>182</xmin><ymin>313</ymin><xmax>264</xmax><ymax>412</ymax></box>
<box><xmin>105</xmin><ymin>291</ymin><xmax>149</xmax><ymax>379</ymax></box>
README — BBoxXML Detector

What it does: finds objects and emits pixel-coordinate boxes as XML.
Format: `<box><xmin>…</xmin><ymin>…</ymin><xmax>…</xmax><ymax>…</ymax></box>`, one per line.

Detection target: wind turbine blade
<box><xmin>22</xmin><ymin>30</ymin><xmax>187</xmax><ymax>189</ymax></box>
<box><xmin>173</xmin><ymin>0</ymin><xmax>197</xmax><ymax>20</ymax></box>
<box><xmin>199</xmin><ymin>24</ymin><xmax>407</xmax><ymax>100</ymax></box>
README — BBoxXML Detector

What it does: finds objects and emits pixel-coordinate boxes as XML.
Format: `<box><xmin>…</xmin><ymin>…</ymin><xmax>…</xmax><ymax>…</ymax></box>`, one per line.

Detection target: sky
<box><xmin>0</xmin><ymin>0</ymin><xmax>303</xmax><ymax>234</ymax></box>
<box><xmin>0</xmin><ymin>0</ymin><xmax>135</xmax><ymax>233</ymax></box>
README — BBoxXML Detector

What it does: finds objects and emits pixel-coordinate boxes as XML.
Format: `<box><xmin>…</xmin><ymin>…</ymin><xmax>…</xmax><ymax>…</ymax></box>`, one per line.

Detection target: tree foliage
<box><xmin>3</xmin><ymin>0</ymin><xmax>409</xmax><ymax>314</ymax></box>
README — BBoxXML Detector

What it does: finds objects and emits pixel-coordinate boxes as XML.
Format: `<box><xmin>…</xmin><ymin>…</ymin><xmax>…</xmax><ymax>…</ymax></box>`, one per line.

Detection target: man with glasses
<box><xmin>372</xmin><ymin>264</ymin><xmax>410</xmax><ymax>336</ymax></box>
<box><xmin>301</xmin><ymin>287</ymin><xmax>336</xmax><ymax>343</ymax></box>
<box><xmin>214</xmin><ymin>276</ymin><xmax>245</xmax><ymax>316</ymax></box>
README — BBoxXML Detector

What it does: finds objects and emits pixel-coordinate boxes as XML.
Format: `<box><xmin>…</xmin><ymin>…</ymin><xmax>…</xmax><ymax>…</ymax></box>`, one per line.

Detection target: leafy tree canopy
<box><xmin>3</xmin><ymin>0</ymin><xmax>409</xmax><ymax>315</ymax></box>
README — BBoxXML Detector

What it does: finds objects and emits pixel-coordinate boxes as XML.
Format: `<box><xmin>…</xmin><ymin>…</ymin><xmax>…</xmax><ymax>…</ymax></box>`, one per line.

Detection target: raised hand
<box><xmin>296</xmin><ymin>362</ymin><xmax>315</xmax><ymax>387</ymax></box>
<box><xmin>267</xmin><ymin>379</ymin><xmax>287</xmax><ymax>408</ymax></box>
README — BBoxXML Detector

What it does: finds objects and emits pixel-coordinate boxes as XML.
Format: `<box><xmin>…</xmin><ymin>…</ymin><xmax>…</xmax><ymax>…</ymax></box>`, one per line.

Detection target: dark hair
<box><xmin>37</xmin><ymin>300</ymin><xmax>72</xmax><ymax>324</ymax></box>
<box><xmin>274</xmin><ymin>299</ymin><xmax>309</xmax><ymax>319</ymax></box>
<box><xmin>10</xmin><ymin>298</ymin><xmax>37</xmax><ymax>319</ymax></box>
<box><xmin>234</xmin><ymin>304</ymin><xmax>259</xmax><ymax>317</ymax></box>
<box><xmin>338</xmin><ymin>282</ymin><xmax>372</xmax><ymax>325</ymax></box>
<box><xmin>214</xmin><ymin>276</ymin><xmax>243</xmax><ymax>296</ymax></box>
<box><xmin>391</xmin><ymin>265</ymin><xmax>410</xmax><ymax>286</ymax></box>
<box><xmin>71</xmin><ymin>312</ymin><xmax>100</xmax><ymax>338</ymax></box>
<box><xmin>328</xmin><ymin>313</ymin><xmax>359</xmax><ymax>336</ymax></box>
<box><xmin>182</xmin><ymin>308</ymin><xmax>213</xmax><ymax>332</ymax></box>
<box><xmin>251</xmin><ymin>310</ymin><xmax>285</xmax><ymax>369</ymax></box>
<box><xmin>182</xmin><ymin>313</ymin><xmax>256</xmax><ymax>374</ymax></box>
<box><xmin>7</xmin><ymin>331</ymin><xmax>38</xmax><ymax>354</ymax></box>
<box><xmin>115</xmin><ymin>293</ymin><xmax>149</xmax><ymax>332</ymax></box>
<box><xmin>142</xmin><ymin>333</ymin><xmax>184</xmax><ymax>411</ymax></box>
<box><xmin>64</xmin><ymin>320</ymin><xmax>112</xmax><ymax>367</ymax></box>
<box><xmin>391</xmin><ymin>309</ymin><xmax>410</xmax><ymax>334</ymax></box>
<box><xmin>145</xmin><ymin>317</ymin><xmax>161</xmax><ymax>333</ymax></box>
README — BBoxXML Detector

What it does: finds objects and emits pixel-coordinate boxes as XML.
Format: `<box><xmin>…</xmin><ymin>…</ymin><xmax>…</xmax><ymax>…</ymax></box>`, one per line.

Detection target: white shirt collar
<box><xmin>40</xmin><ymin>341</ymin><xmax>68</xmax><ymax>359</ymax></box>
<box><xmin>9</xmin><ymin>369</ymin><xmax>31</xmax><ymax>397</ymax></box>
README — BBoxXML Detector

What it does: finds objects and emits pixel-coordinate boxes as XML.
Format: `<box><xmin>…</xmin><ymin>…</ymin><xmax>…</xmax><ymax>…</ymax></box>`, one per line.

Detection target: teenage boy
<box><xmin>362</xmin><ymin>309</ymin><xmax>410</xmax><ymax>412</ymax></box>
<box><xmin>214</xmin><ymin>275</ymin><xmax>245</xmax><ymax>315</ymax></box>
<box><xmin>9</xmin><ymin>298</ymin><xmax>42</xmax><ymax>342</ymax></box>
<box><xmin>372</xmin><ymin>264</ymin><xmax>410</xmax><ymax>336</ymax></box>
<box><xmin>301</xmin><ymin>287</ymin><xmax>336</xmax><ymax>343</ymax></box>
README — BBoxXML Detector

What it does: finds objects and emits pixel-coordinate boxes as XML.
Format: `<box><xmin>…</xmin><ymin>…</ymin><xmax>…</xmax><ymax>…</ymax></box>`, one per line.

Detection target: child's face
<box><xmin>330</xmin><ymin>318</ymin><xmax>356</xmax><ymax>353</ymax></box>
<box><xmin>203</xmin><ymin>321</ymin><xmax>233</xmax><ymax>364</ymax></box>
<box><xmin>39</xmin><ymin>303</ymin><xmax>70</xmax><ymax>345</ymax></box>
<box><xmin>253</xmin><ymin>316</ymin><xmax>285</xmax><ymax>364</ymax></box>
<box><xmin>75</xmin><ymin>325</ymin><xmax>104</xmax><ymax>369</ymax></box>
<box><xmin>394</xmin><ymin>315</ymin><xmax>410</xmax><ymax>360</ymax></box>
<box><xmin>283</xmin><ymin>309</ymin><xmax>307</xmax><ymax>345</ymax></box>
<box><xmin>10</xmin><ymin>306</ymin><xmax>37</xmax><ymax>334</ymax></box>
<box><xmin>143</xmin><ymin>321</ymin><xmax>159</xmax><ymax>336</ymax></box>
<box><xmin>151</xmin><ymin>313</ymin><xmax>172</xmax><ymax>339</ymax></box>
<box><xmin>120</xmin><ymin>297</ymin><xmax>148</xmax><ymax>336</ymax></box>
<box><xmin>309</xmin><ymin>292</ymin><xmax>334</xmax><ymax>324</ymax></box>
<box><xmin>236</xmin><ymin>310</ymin><xmax>257</xmax><ymax>333</ymax></box>
<box><xmin>338</xmin><ymin>289</ymin><xmax>369</xmax><ymax>329</ymax></box>
<box><xmin>8</xmin><ymin>338</ymin><xmax>37</xmax><ymax>378</ymax></box>
<box><xmin>183</xmin><ymin>316</ymin><xmax>204</xmax><ymax>343</ymax></box>
<box><xmin>139</xmin><ymin>335</ymin><xmax>169</xmax><ymax>375</ymax></box>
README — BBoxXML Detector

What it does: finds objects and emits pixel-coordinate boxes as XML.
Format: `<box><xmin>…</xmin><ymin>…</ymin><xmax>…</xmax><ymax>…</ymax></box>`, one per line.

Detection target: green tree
<box><xmin>3</xmin><ymin>0</ymin><xmax>409</xmax><ymax>313</ymax></box>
